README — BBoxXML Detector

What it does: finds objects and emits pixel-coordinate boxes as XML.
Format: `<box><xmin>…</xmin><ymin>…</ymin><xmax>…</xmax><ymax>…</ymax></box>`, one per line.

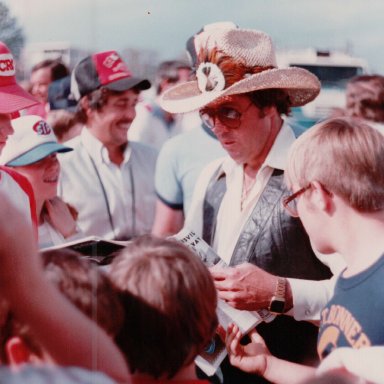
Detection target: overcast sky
<box><xmin>4</xmin><ymin>0</ymin><xmax>384</xmax><ymax>72</ymax></box>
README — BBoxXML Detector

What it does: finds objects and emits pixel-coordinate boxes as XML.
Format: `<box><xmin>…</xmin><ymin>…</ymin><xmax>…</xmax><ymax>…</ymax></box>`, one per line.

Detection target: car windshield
<box><xmin>290</xmin><ymin>64</ymin><xmax>364</xmax><ymax>88</ymax></box>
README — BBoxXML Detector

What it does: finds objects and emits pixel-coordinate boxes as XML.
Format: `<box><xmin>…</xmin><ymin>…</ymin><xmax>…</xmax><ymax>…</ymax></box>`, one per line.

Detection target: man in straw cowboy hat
<box><xmin>160</xmin><ymin>27</ymin><xmax>336</xmax><ymax>383</ymax></box>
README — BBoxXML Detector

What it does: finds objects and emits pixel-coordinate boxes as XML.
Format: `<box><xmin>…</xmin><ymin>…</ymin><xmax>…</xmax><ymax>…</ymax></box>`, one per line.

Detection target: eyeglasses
<box><xmin>200</xmin><ymin>101</ymin><xmax>253</xmax><ymax>130</ymax></box>
<box><xmin>282</xmin><ymin>184</ymin><xmax>311</xmax><ymax>217</ymax></box>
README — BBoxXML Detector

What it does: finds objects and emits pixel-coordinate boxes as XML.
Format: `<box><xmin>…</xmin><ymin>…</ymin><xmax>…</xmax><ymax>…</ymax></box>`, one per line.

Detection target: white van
<box><xmin>276</xmin><ymin>49</ymin><xmax>369</xmax><ymax>130</ymax></box>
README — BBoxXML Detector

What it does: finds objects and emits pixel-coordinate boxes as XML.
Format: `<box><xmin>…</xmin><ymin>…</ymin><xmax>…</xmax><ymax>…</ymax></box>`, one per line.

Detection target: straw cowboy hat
<box><xmin>160</xmin><ymin>28</ymin><xmax>321</xmax><ymax>114</ymax></box>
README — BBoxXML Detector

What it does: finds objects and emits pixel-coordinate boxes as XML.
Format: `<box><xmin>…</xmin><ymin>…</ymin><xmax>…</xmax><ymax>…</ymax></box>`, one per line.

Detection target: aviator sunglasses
<box><xmin>199</xmin><ymin>101</ymin><xmax>253</xmax><ymax>130</ymax></box>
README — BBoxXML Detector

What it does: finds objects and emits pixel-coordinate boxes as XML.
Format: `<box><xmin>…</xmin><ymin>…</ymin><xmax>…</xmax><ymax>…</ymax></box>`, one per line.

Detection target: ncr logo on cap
<box><xmin>33</xmin><ymin>120</ymin><xmax>51</xmax><ymax>135</ymax></box>
<box><xmin>0</xmin><ymin>53</ymin><xmax>15</xmax><ymax>76</ymax></box>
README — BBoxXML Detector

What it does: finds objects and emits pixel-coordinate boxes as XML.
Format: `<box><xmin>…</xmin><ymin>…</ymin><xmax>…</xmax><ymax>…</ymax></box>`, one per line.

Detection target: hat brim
<box><xmin>105</xmin><ymin>77</ymin><xmax>151</xmax><ymax>92</ymax></box>
<box><xmin>160</xmin><ymin>67</ymin><xmax>320</xmax><ymax>114</ymax></box>
<box><xmin>6</xmin><ymin>142</ymin><xmax>73</xmax><ymax>167</ymax></box>
<box><xmin>0</xmin><ymin>84</ymin><xmax>39</xmax><ymax>114</ymax></box>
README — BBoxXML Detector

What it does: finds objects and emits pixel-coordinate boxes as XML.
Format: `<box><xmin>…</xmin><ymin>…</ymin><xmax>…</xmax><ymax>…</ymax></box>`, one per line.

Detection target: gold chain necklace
<box><xmin>240</xmin><ymin>174</ymin><xmax>257</xmax><ymax>210</ymax></box>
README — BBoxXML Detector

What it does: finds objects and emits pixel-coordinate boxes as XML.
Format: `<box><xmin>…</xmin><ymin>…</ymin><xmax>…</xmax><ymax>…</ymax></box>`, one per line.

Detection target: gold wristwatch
<box><xmin>268</xmin><ymin>277</ymin><xmax>286</xmax><ymax>314</ymax></box>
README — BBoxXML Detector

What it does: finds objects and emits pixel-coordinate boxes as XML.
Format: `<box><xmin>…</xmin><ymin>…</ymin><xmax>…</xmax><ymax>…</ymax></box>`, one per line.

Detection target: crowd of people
<box><xmin>0</xmin><ymin>19</ymin><xmax>383</xmax><ymax>384</ymax></box>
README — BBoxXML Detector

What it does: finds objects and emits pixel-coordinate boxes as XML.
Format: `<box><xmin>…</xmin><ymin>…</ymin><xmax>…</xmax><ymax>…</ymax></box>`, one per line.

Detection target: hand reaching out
<box><xmin>225</xmin><ymin>322</ymin><xmax>318</xmax><ymax>383</ymax></box>
<box><xmin>44</xmin><ymin>197</ymin><xmax>78</xmax><ymax>238</ymax></box>
<box><xmin>225</xmin><ymin>323</ymin><xmax>270</xmax><ymax>376</ymax></box>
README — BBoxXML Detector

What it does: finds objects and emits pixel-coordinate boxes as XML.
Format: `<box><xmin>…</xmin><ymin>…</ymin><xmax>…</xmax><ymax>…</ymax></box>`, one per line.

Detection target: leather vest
<box><xmin>202</xmin><ymin>165</ymin><xmax>332</xmax><ymax>380</ymax></box>
<box><xmin>203</xmin><ymin>166</ymin><xmax>331</xmax><ymax>279</ymax></box>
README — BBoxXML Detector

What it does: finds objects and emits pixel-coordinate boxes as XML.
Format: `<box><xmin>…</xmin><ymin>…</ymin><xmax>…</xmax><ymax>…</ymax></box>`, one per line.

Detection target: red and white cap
<box><xmin>0</xmin><ymin>41</ymin><xmax>38</xmax><ymax>113</ymax></box>
<box><xmin>0</xmin><ymin>115</ymin><xmax>72</xmax><ymax>166</ymax></box>
<box><xmin>70</xmin><ymin>50</ymin><xmax>151</xmax><ymax>101</ymax></box>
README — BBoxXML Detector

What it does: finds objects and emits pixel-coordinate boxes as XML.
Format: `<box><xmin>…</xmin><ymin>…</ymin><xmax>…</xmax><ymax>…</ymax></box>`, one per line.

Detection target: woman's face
<box><xmin>14</xmin><ymin>154</ymin><xmax>60</xmax><ymax>203</ymax></box>
<box><xmin>30</xmin><ymin>67</ymin><xmax>52</xmax><ymax>104</ymax></box>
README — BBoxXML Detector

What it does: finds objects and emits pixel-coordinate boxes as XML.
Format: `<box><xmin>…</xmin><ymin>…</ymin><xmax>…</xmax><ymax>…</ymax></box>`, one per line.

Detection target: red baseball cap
<box><xmin>0</xmin><ymin>41</ymin><xmax>38</xmax><ymax>114</ymax></box>
<box><xmin>71</xmin><ymin>50</ymin><xmax>151</xmax><ymax>101</ymax></box>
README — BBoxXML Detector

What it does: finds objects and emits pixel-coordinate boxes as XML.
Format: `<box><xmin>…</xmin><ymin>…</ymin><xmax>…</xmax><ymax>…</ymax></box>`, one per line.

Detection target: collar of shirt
<box><xmin>212</xmin><ymin>121</ymin><xmax>296</xmax><ymax>262</ymax></box>
<box><xmin>218</xmin><ymin>120</ymin><xmax>296</xmax><ymax>181</ymax></box>
<box><xmin>81</xmin><ymin>128</ymin><xmax>132</xmax><ymax>166</ymax></box>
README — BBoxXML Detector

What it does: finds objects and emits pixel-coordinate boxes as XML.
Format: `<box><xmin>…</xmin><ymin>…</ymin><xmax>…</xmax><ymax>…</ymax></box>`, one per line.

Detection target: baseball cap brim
<box><xmin>6</xmin><ymin>142</ymin><xmax>73</xmax><ymax>166</ymax></box>
<box><xmin>104</xmin><ymin>77</ymin><xmax>151</xmax><ymax>92</ymax></box>
<box><xmin>0</xmin><ymin>83</ymin><xmax>39</xmax><ymax>114</ymax></box>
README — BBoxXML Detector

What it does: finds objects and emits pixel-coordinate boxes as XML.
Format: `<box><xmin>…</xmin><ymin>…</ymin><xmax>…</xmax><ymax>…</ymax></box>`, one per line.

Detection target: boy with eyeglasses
<box><xmin>224</xmin><ymin>117</ymin><xmax>384</xmax><ymax>384</ymax></box>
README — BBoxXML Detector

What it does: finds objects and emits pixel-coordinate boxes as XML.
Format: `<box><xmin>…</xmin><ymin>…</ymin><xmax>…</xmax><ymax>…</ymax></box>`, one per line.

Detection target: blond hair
<box><xmin>285</xmin><ymin>117</ymin><xmax>384</xmax><ymax>212</ymax></box>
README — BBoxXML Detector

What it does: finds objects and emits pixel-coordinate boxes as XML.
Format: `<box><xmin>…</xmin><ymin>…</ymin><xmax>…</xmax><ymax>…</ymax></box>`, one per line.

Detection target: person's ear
<box><xmin>6</xmin><ymin>336</ymin><xmax>36</xmax><ymax>366</ymax></box>
<box><xmin>80</xmin><ymin>96</ymin><xmax>100</xmax><ymax>122</ymax></box>
<box><xmin>311</xmin><ymin>181</ymin><xmax>334</xmax><ymax>215</ymax></box>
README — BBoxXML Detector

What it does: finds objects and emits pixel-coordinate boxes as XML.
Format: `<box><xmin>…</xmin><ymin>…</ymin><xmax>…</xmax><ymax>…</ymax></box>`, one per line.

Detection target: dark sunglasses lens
<box><xmin>200</xmin><ymin>107</ymin><xmax>242</xmax><ymax>129</ymax></box>
<box><xmin>218</xmin><ymin>107</ymin><xmax>241</xmax><ymax>128</ymax></box>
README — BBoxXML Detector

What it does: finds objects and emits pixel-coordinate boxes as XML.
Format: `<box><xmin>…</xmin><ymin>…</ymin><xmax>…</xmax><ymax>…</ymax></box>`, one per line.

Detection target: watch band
<box><xmin>275</xmin><ymin>277</ymin><xmax>286</xmax><ymax>299</ymax></box>
<box><xmin>268</xmin><ymin>277</ymin><xmax>287</xmax><ymax>314</ymax></box>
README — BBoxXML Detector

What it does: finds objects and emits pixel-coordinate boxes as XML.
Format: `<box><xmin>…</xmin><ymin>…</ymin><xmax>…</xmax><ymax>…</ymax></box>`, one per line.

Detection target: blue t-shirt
<box><xmin>318</xmin><ymin>253</ymin><xmax>384</xmax><ymax>359</ymax></box>
<box><xmin>155</xmin><ymin>124</ymin><xmax>225</xmax><ymax>215</ymax></box>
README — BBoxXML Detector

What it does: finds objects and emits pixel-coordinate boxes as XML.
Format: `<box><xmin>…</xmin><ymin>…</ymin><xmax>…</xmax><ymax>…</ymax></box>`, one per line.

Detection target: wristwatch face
<box><xmin>269</xmin><ymin>298</ymin><xmax>285</xmax><ymax>314</ymax></box>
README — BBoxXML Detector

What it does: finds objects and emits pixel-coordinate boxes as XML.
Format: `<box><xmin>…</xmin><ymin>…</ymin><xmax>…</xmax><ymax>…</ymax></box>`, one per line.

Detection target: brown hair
<box><xmin>0</xmin><ymin>249</ymin><xmax>124</xmax><ymax>361</ymax></box>
<box><xmin>31</xmin><ymin>59</ymin><xmax>69</xmax><ymax>82</ymax></box>
<box><xmin>75</xmin><ymin>87</ymin><xmax>140</xmax><ymax>124</ymax></box>
<box><xmin>109</xmin><ymin>235</ymin><xmax>218</xmax><ymax>379</ymax></box>
<box><xmin>286</xmin><ymin>117</ymin><xmax>384</xmax><ymax>212</ymax></box>
<box><xmin>46</xmin><ymin>109</ymin><xmax>80</xmax><ymax>142</ymax></box>
<box><xmin>346</xmin><ymin>74</ymin><xmax>384</xmax><ymax>123</ymax></box>
<box><xmin>249</xmin><ymin>88</ymin><xmax>291</xmax><ymax>116</ymax></box>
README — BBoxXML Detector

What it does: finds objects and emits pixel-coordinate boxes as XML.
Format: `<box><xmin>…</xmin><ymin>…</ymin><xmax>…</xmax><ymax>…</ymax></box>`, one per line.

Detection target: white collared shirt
<box><xmin>213</xmin><ymin>122</ymin><xmax>294</xmax><ymax>264</ymax></box>
<box><xmin>38</xmin><ymin>220</ymin><xmax>84</xmax><ymax>249</ymax></box>
<box><xmin>58</xmin><ymin>128</ymin><xmax>158</xmax><ymax>240</ymax></box>
<box><xmin>39</xmin><ymin>221</ymin><xmax>66</xmax><ymax>249</ymax></box>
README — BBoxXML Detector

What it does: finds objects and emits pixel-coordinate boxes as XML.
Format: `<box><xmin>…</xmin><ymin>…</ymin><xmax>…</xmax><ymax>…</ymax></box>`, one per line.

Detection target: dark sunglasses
<box><xmin>199</xmin><ymin>101</ymin><xmax>253</xmax><ymax>130</ymax></box>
